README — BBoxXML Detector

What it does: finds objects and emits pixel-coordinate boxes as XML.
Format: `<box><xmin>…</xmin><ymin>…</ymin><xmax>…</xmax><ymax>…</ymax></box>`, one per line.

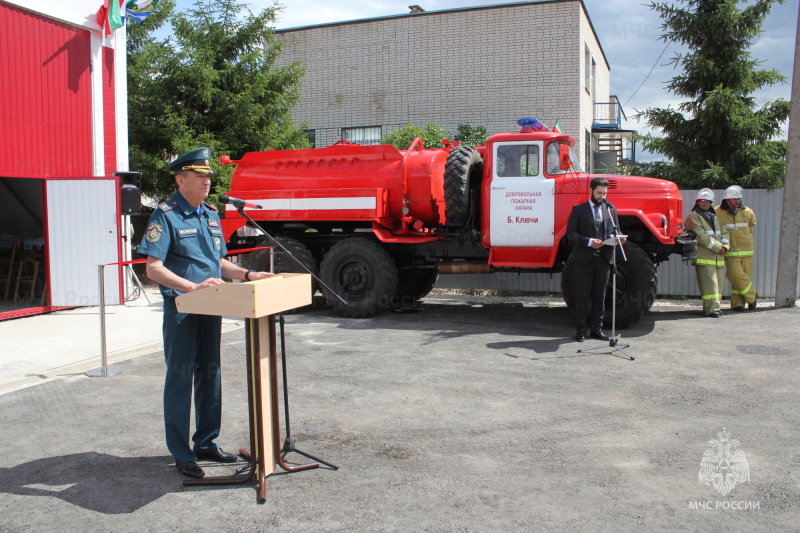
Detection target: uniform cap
<box><xmin>696</xmin><ymin>188</ymin><xmax>714</xmax><ymax>202</ymax></box>
<box><xmin>168</xmin><ymin>147</ymin><xmax>214</xmax><ymax>174</ymax></box>
<box><xmin>723</xmin><ymin>185</ymin><xmax>743</xmax><ymax>199</ymax></box>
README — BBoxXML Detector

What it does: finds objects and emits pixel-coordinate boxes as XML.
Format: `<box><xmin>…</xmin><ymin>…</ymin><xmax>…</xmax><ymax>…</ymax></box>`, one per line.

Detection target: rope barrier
<box><xmin>89</xmin><ymin>246</ymin><xmax>273</xmax><ymax>378</ymax></box>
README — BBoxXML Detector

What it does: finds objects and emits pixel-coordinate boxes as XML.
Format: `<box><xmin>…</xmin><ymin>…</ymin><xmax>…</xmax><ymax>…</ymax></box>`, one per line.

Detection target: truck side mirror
<box><xmin>559</xmin><ymin>145</ymin><xmax>571</xmax><ymax>171</ymax></box>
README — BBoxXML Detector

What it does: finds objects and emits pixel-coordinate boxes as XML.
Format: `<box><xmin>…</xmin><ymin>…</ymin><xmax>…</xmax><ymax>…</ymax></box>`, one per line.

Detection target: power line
<box><xmin>622</xmin><ymin>42</ymin><xmax>671</xmax><ymax>108</ymax></box>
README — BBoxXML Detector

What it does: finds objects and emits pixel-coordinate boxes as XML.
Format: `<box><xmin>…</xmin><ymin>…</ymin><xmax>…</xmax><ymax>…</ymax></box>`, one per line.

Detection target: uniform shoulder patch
<box><xmin>145</xmin><ymin>223</ymin><xmax>163</xmax><ymax>243</ymax></box>
<box><xmin>203</xmin><ymin>201</ymin><xmax>219</xmax><ymax>212</ymax></box>
<box><xmin>158</xmin><ymin>201</ymin><xmax>177</xmax><ymax>212</ymax></box>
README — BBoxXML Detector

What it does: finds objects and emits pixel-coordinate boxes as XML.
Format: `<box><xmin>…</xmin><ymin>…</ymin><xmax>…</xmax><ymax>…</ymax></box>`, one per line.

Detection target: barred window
<box><xmin>304</xmin><ymin>129</ymin><xmax>316</xmax><ymax>148</ymax></box>
<box><xmin>342</xmin><ymin>126</ymin><xmax>382</xmax><ymax>145</ymax></box>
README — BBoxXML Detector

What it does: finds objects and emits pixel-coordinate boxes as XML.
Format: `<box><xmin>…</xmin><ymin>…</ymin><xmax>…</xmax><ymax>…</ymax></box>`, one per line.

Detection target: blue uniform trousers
<box><xmin>162</xmin><ymin>297</ymin><xmax>223</xmax><ymax>463</ymax></box>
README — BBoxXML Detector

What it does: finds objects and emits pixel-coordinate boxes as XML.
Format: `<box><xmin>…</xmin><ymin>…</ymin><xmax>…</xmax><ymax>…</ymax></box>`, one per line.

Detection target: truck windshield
<box><xmin>495</xmin><ymin>145</ymin><xmax>539</xmax><ymax>177</ymax></box>
<box><xmin>546</xmin><ymin>142</ymin><xmax>581</xmax><ymax>174</ymax></box>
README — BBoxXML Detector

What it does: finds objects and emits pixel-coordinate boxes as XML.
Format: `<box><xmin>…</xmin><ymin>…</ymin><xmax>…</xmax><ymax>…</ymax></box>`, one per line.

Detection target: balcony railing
<box><xmin>593</xmin><ymin>101</ymin><xmax>622</xmax><ymax>130</ymax></box>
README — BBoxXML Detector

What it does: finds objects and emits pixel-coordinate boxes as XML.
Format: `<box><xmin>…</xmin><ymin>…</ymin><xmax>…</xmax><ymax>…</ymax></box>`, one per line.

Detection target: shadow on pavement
<box><xmin>306</xmin><ymin>298</ymin><xmax>668</xmax><ymax>340</ymax></box>
<box><xmin>0</xmin><ymin>452</ymin><xmax>178</xmax><ymax>514</ymax></box>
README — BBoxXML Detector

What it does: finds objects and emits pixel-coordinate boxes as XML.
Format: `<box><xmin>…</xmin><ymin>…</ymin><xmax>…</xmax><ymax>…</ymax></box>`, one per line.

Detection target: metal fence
<box><xmin>435</xmin><ymin>189</ymin><xmax>783</xmax><ymax>298</ymax></box>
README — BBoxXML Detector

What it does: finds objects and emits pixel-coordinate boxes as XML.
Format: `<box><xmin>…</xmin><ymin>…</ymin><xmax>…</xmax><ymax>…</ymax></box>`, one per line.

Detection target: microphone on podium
<box><xmin>219</xmin><ymin>194</ymin><xmax>262</xmax><ymax>210</ymax></box>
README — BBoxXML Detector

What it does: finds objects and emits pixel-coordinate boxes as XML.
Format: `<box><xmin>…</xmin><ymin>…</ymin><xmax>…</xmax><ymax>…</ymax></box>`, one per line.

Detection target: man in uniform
<box><xmin>685</xmin><ymin>188</ymin><xmax>729</xmax><ymax>317</ymax></box>
<box><xmin>138</xmin><ymin>147</ymin><xmax>274</xmax><ymax>479</ymax></box>
<box><xmin>715</xmin><ymin>185</ymin><xmax>757</xmax><ymax>312</ymax></box>
<box><xmin>565</xmin><ymin>177</ymin><xmax>626</xmax><ymax>342</ymax></box>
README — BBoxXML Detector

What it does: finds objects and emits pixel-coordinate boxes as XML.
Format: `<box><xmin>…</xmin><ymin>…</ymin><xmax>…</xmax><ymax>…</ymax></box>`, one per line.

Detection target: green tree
<box><xmin>624</xmin><ymin>0</ymin><xmax>789</xmax><ymax>189</ymax></box>
<box><xmin>453</xmin><ymin>123</ymin><xmax>490</xmax><ymax>146</ymax></box>
<box><xmin>127</xmin><ymin>0</ymin><xmax>309</xmax><ymax>201</ymax></box>
<box><xmin>381</xmin><ymin>123</ymin><xmax>451</xmax><ymax>149</ymax></box>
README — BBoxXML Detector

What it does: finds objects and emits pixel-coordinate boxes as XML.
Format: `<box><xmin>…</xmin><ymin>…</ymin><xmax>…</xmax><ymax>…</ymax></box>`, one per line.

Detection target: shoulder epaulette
<box><xmin>203</xmin><ymin>201</ymin><xmax>219</xmax><ymax>213</ymax></box>
<box><xmin>158</xmin><ymin>200</ymin><xmax>178</xmax><ymax>212</ymax></box>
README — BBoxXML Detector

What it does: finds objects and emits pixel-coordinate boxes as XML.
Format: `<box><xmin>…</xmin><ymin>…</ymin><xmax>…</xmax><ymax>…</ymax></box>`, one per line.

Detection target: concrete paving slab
<box><xmin>0</xmin><ymin>288</ymin><xmax>243</xmax><ymax>395</ymax></box>
<box><xmin>0</xmin><ymin>294</ymin><xmax>797</xmax><ymax>532</ymax></box>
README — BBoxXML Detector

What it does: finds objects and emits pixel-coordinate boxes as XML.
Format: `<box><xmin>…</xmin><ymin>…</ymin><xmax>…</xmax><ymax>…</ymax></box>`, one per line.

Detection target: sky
<box><xmin>167</xmin><ymin>0</ymin><xmax>799</xmax><ymax>137</ymax></box>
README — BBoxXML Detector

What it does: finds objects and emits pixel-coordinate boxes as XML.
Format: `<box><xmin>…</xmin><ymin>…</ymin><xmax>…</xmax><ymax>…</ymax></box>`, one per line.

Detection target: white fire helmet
<box><xmin>696</xmin><ymin>188</ymin><xmax>714</xmax><ymax>202</ymax></box>
<box><xmin>724</xmin><ymin>185</ymin><xmax>743</xmax><ymax>200</ymax></box>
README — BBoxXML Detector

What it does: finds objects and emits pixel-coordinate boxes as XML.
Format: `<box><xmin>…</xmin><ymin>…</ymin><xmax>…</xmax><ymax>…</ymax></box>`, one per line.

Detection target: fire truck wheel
<box><xmin>390</xmin><ymin>269</ymin><xmax>438</xmax><ymax>309</ymax></box>
<box><xmin>561</xmin><ymin>241</ymin><xmax>656</xmax><ymax>329</ymax></box>
<box><xmin>320</xmin><ymin>238</ymin><xmax>398</xmax><ymax>318</ymax></box>
<box><xmin>249</xmin><ymin>236</ymin><xmax>318</xmax><ymax>301</ymax></box>
<box><xmin>444</xmin><ymin>145</ymin><xmax>482</xmax><ymax>225</ymax></box>
<box><xmin>604</xmin><ymin>241</ymin><xmax>656</xmax><ymax>328</ymax></box>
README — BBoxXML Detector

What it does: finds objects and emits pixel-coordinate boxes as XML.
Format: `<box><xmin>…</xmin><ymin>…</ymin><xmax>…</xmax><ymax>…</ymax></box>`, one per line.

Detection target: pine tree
<box><xmin>127</xmin><ymin>0</ymin><xmax>309</xmax><ymax>199</ymax></box>
<box><xmin>627</xmin><ymin>0</ymin><xmax>790</xmax><ymax>189</ymax></box>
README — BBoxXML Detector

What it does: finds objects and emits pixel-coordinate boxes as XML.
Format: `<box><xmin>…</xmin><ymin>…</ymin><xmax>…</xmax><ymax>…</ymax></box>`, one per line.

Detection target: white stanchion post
<box><xmin>87</xmin><ymin>263</ymin><xmax>122</xmax><ymax>377</ymax></box>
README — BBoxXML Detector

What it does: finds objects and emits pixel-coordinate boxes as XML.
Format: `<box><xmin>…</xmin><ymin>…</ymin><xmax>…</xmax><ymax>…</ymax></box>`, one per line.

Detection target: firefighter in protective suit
<box><xmin>685</xmin><ymin>189</ymin><xmax>729</xmax><ymax>317</ymax></box>
<box><xmin>715</xmin><ymin>185</ymin><xmax>757</xmax><ymax>311</ymax></box>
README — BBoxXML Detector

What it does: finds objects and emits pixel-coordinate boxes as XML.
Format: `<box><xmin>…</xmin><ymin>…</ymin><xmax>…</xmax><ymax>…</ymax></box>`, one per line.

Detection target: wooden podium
<box><xmin>175</xmin><ymin>273</ymin><xmax>318</xmax><ymax>501</ymax></box>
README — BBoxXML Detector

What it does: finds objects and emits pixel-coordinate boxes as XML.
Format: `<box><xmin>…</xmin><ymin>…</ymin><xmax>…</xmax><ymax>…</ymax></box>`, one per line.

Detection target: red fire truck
<box><xmin>220</xmin><ymin>120</ymin><xmax>695</xmax><ymax>327</ymax></box>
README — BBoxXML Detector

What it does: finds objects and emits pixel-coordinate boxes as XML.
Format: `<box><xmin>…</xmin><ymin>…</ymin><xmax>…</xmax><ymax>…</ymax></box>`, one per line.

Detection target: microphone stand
<box><xmin>278</xmin><ymin>314</ymin><xmax>338</xmax><ymax>469</ymax></box>
<box><xmin>231</xmin><ymin>204</ymin><xmax>342</xmax><ymax>470</ymax></box>
<box><xmin>578</xmin><ymin>203</ymin><xmax>635</xmax><ymax>361</ymax></box>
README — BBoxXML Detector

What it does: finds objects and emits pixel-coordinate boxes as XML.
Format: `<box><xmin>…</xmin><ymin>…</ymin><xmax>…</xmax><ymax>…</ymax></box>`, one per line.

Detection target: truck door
<box><xmin>488</xmin><ymin>141</ymin><xmax>555</xmax><ymax>247</ymax></box>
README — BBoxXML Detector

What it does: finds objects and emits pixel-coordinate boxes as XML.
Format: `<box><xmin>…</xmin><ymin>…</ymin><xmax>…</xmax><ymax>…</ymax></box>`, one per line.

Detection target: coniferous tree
<box><xmin>625</xmin><ymin>0</ymin><xmax>789</xmax><ymax>189</ymax></box>
<box><xmin>127</xmin><ymin>0</ymin><xmax>308</xmax><ymax>200</ymax></box>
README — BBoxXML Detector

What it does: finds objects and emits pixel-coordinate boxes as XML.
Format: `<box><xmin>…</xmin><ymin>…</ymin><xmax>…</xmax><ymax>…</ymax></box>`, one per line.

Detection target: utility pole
<box><xmin>775</xmin><ymin>1</ymin><xmax>800</xmax><ymax>308</ymax></box>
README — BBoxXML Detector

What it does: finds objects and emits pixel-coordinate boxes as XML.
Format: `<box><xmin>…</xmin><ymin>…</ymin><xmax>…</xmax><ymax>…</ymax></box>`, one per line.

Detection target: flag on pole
<box><xmin>109</xmin><ymin>0</ymin><xmax>124</xmax><ymax>31</ymax></box>
<box><xmin>126</xmin><ymin>0</ymin><xmax>160</xmax><ymax>23</ymax></box>
<box><xmin>553</xmin><ymin>120</ymin><xmax>562</xmax><ymax>134</ymax></box>
<box><xmin>96</xmin><ymin>0</ymin><xmax>125</xmax><ymax>36</ymax></box>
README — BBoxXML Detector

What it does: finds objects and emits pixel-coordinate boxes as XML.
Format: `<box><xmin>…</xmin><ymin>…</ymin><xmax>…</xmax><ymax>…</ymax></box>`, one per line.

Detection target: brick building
<box><xmin>276</xmin><ymin>0</ymin><xmax>633</xmax><ymax>172</ymax></box>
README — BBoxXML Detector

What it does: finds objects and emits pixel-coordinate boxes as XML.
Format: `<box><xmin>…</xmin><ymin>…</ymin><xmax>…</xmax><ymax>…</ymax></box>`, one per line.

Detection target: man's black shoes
<box><xmin>195</xmin><ymin>447</ymin><xmax>239</xmax><ymax>463</ymax></box>
<box><xmin>176</xmin><ymin>461</ymin><xmax>205</xmax><ymax>478</ymax></box>
<box><xmin>575</xmin><ymin>331</ymin><xmax>585</xmax><ymax>342</ymax></box>
<box><xmin>733</xmin><ymin>306</ymin><xmax>745</xmax><ymax>312</ymax></box>
<box><xmin>177</xmin><ymin>448</ymin><xmax>238</xmax><ymax>478</ymax></box>
<box><xmin>590</xmin><ymin>330</ymin><xmax>610</xmax><ymax>341</ymax></box>
<box><xmin>748</xmin><ymin>300</ymin><xmax>758</xmax><ymax>310</ymax></box>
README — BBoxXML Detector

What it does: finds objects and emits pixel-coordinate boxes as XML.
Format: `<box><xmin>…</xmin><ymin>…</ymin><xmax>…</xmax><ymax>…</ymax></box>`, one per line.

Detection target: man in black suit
<box><xmin>565</xmin><ymin>177</ymin><xmax>626</xmax><ymax>342</ymax></box>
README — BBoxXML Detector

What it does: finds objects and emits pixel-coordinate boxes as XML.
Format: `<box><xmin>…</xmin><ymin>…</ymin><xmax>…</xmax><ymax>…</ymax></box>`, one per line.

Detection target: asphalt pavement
<box><xmin>0</xmin><ymin>292</ymin><xmax>798</xmax><ymax>532</ymax></box>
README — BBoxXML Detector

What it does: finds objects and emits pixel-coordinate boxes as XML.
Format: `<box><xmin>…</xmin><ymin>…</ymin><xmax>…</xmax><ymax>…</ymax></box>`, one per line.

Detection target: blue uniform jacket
<box><xmin>138</xmin><ymin>192</ymin><xmax>227</xmax><ymax>298</ymax></box>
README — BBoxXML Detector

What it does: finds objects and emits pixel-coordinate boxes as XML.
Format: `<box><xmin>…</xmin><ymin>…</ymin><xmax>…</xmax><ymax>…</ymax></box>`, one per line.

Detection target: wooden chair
<box><xmin>0</xmin><ymin>235</ymin><xmax>19</xmax><ymax>302</ymax></box>
<box><xmin>39</xmin><ymin>279</ymin><xmax>48</xmax><ymax>306</ymax></box>
<box><xmin>13</xmin><ymin>249</ymin><xmax>42</xmax><ymax>304</ymax></box>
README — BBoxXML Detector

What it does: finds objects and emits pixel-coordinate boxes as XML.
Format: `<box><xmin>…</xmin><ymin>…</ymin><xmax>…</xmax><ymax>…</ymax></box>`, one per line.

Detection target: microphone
<box><xmin>602</xmin><ymin>197</ymin><xmax>615</xmax><ymax>209</ymax></box>
<box><xmin>218</xmin><ymin>194</ymin><xmax>262</xmax><ymax>210</ymax></box>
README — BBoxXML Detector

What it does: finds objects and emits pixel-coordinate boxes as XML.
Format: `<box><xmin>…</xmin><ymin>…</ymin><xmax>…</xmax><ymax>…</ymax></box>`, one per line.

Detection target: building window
<box><xmin>585</xmin><ymin>45</ymin><xmax>592</xmax><ymax>94</ymax></box>
<box><xmin>342</xmin><ymin>126</ymin><xmax>382</xmax><ymax>145</ymax></box>
<box><xmin>585</xmin><ymin>130</ymin><xmax>592</xmax><ymax>173</ymax></box>
<box><xmin>304</xmin><ymin>129</ymin><xmax>316</xmax><ymax>148</ymax></box>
